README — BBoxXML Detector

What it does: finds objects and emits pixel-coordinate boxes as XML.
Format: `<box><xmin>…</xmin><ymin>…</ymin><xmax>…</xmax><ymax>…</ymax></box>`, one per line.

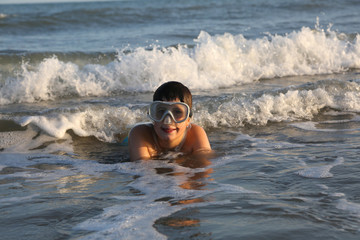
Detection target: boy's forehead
<box><xmin>161</xmin><ymin>97</ymin><xmax>181</xmax><ymax>102</ymax></box>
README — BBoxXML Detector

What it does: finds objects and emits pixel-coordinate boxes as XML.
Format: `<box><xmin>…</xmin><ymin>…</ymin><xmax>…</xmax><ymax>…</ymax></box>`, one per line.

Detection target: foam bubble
<box><xmin>217</xmin><ymin>183</ymin><xmax>259</xmax><ymax>194</ymax></box>
<box><xmin>298</xmin><ymin>165</ymin><xmax>335</xmax><ymax>178</ymax></box>
<box><xmin>0</xmin><ymin>131</ymin><xmax>31</xmax><ymax>149</ymax></box>
<box><xmin>111</xmin><ymin>195</ymin><xmax>147</xmax><ymax>201</ymax></box>
<box><xmin>297</xmin><ymin>157</ymin><xmax>344</xmax><ymax>178</ymax></box>
<box><xmin>291</xmin><ymin>114</ymin><xmax>360</xmax><ymax>132</ymax></box>
<box><xmin>323</xmin><ymin>111</ymin><xmax>357</xmax><ymax>116</ymax></box>
<box><xmin>336</xmin><ymin>199</ymin><xmax>360</xmax><ymax>216</ymax></box>
<box><xmin>0</xmin><ymin>194</ymin><xmax>40</xmax><ymax>205</ymax></box>
<box><xmin>291</xmin><ymin>121</ymin><xmax>340</xmax><ymax>132</ymax></box>
<box><xmin>76</xmin><ymin>201</ymin><xmax>179</xmax><ymax>240</ymax></box>
<box><xmin>330</xmin><ymin>192</ymin><xmax>346</xmax><ymax>197</ymax></box>
<box><xmin>317</xmin><ymin>184</ymin><xmax>329</xmax><ymax>190</ymax></box>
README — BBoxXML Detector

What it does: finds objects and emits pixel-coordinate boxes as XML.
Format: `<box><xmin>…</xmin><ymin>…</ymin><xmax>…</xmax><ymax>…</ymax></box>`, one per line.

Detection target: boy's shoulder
<box><xmin>188</xmin><ymin>123</ymin><xmax>206</xmax><ymax>135</ymax></box>
<box><xmin>185</xmin><ymin>123</ymin><xmax>211</xmax><ymax>153</ymax></box>
<box><xmin>129</xmin><ymin>122</ymin><xmax>153</xmax><ymax>137</ymax></box>
<box><xmin>130</xmin><ymin>122</ymin><xmax>153</xmax><ymax>130</ymax></box>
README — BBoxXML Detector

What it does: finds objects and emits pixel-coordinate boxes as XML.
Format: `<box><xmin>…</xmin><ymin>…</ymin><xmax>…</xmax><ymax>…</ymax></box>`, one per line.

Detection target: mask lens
<box><xmin>170</xmin><ymin>104</ymin><xmax>188</xmax><ymax>122</ymax></box>
<box><xmin>149</xmin><ymin>102</ymin><xmax>190</xmax><ymax>123</ymax></box>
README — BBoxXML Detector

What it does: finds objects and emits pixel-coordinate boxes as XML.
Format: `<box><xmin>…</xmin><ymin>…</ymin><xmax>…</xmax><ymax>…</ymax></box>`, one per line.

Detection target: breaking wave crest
<box><xmin>1</xmin><ymin>26</ymin><xmax>360</xmax><ymax>105</ymax></box>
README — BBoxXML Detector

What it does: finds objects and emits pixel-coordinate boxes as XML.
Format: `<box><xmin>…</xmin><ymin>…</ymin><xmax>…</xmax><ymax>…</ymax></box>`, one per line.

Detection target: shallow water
<box><xmin>1</xmin><ymin>0</ymin><xmax>360</xmax><ymax>239</ymax></box>
<box><xmin>1</xmin><ymin>87</ymin><xmax>360</xmax><ymax>239</ymax></box>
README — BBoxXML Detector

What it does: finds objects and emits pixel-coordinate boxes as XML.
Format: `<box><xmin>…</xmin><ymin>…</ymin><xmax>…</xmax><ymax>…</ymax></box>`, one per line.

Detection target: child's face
<box><xmin>153</xmin><ymin>98</ymin><xmax>191</xmax><ymax>144</ymax></box>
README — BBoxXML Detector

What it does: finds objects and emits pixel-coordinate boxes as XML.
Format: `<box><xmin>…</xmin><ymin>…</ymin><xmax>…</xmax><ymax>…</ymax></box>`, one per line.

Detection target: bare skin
<box><xmin>128</xmin><ymin>99</ymin><xmax>211</xmax><ymax>161</ymax></box>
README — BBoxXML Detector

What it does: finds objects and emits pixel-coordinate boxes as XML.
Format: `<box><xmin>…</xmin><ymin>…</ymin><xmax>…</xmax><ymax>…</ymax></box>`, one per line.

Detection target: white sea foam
<box><xmin>330</xmin><ymin>192</ymin><xmax>346</xmax><ymax>198</ymax></box>
<box><xmin>297</xmin><ymin>157</ymin><xmax>344</xmax><ymax>178</ymax></box>
<box><xmin>0</xmin><ymin>194</ymin><xmax>40</xmax><ymax>205</ymax></box>
<box><xmin>1</xmin><ymin>26</ymin><xmax>360</xmax><ymax>105</ymax></box>
<box><xmin>291</xmin><ymin>121</ymin><xmax>339</xmax><ymax>132</ymax></box>
<box><xmin>336</xmin><ymin>199</ymin><xmax>360</xmax><ymax>217</ymax></box>
<box><xmin>1</xmin><ymin>77</ymin><xmax>357</xmax><ymax>143</ymax></box>
<box><xmin>0</xmin><ymin>131</ymin><xmax>32</xmax><ymax>149</ymax></box>
<box><xmin>234</xmin><ymin>132</ymin><xmax>303</xmax><ymax>149</ymax></box>
<box><xmin>0</xmin><ymin>157</ymin><xmax>238</xmax><ymax>239</ymax></box>
<box><xmin>217</xmin><ymin>183</ymin><xmax>259</xmax><ymax>194</ymax></box>
<box><xmin>317</xmin><ymin>184</ymin><xmax>329</xmax><ymax>190</ymax></box>
<box><xmin>1</xmin><ymin>27</ymin><xmax>360</xmax><ymax>143</ymax></box>
<box><xmin>0</xmin><ymin>126</ymin><xmax>73</xmax><ymax>154</ymax></box>
<box><xmin>0</xmin><ymin>154</ymin><xmax>189</xmax><ymax>239</ymax></box>
<box><xmin>76</xmin><ymin>201</ymin><xmax>180</xmax><ymax>240</ymax></box>
<box><xmin>292</xmin><ymin>121</ymin><xmax>360</xmax><ymax>132</ymax></box>
<box><xmin>20</xmin><ymin>113</ymin><xmax>88</xmax><ymax>139</ymax></box>
<box><xmin>73</xmin><ymin>158</ymin><xmax>248</xmax><ymax>240</ymax></box>
<box><xmin>111</xmin><ymin>195</ymin><xmax>147</xmax><ymax>201</ymax></box>
<box><xmin>323</xmin><ymin>111</ymin><xmax>357</xmax><ymax>116</ymax></box>
<box><xmin>291</xmin><ymin>114</ymin><xmax>360</xmax><ymax>132</ymax></box>
<box><xmin>16</xmin><ymin>106</ymin><xmax>144</xmax><ymax>142</ymax></box>
<box><xmin>195</xmin><ymin>80</ymin><xmax>360</xmax><ymax>128</ymax></box>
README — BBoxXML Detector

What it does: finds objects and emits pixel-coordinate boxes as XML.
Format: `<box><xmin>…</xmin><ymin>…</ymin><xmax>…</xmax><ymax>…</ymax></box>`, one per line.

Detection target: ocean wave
<box><xmin>16</xmin><ymin>105</ymin><xmax>145</xmax><ymax>142</ymax></box>
<box><xmin>0</xmin><ymin>13</ymin><xmax>8</xmax><ymax>19</ymax></box>
<box><xmin>1</xmin><ymin>26</ymin><xmax>360</xmax><ymax>105</ymax></box>
<box><xmin>1</xmin><ymin>79</ymin><xmax>357</xmax><ymax>143</ymax></box>
<box><xmin>195</xmin><ymin>79</ymin><xmax>360</xmax><ymax>127</ymax></box>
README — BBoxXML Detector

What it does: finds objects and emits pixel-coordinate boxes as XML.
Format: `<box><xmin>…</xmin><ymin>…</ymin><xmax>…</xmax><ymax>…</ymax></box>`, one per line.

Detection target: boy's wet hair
<box><xmin>153</xmin><ymin>81</ymin><xmax>193</xmax><ymax>116</ymax></box>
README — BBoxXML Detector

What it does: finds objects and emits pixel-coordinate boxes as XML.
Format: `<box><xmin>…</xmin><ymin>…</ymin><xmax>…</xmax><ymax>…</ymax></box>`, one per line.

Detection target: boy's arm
<box><xmin>128</xmin><ymin>125</ymin><xmax>152</xmax><ymax>161</ymax></box>
<box><xmin>189</xmin><ymin>124</ymin><xmax>212</xmax><ymax>153</ymax></box>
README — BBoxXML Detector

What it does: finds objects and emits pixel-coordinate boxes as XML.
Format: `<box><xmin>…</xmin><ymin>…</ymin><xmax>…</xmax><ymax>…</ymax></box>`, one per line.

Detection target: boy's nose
<box><xmin>163</xmin><ymin>114</ymin><xmax>173</xmax><ymax>124</ymax></box>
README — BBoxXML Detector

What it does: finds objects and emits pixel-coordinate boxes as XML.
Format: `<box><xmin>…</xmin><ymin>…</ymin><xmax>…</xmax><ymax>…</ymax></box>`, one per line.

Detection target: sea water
<box><xmin>1</xmin><ymin>0</ymin><xmax>360</xmax><ymax>239</ymax></box>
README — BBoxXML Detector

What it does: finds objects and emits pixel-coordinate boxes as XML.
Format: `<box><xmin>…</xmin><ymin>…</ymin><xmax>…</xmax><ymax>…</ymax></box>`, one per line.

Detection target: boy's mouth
<box><xmin>161</xmin><ymin>127</ymin><xmax>177</xmax><ymax>134</ymax></box>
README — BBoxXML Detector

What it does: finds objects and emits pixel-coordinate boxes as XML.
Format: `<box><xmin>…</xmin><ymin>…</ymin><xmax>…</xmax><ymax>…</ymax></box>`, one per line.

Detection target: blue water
<box><xmin>1</xmin><ymin>0</ymin><xmax>359</xmax><ymax>52</ymax></box>
<box><xmin>1</xmin><ymin>0</ymin><xmax>360</xmax><ymax>239</ymax></box>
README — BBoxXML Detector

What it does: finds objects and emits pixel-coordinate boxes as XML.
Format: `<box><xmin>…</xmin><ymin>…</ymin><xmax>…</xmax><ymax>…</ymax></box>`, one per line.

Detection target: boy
<box><xmin>128</xmin><ymin>81</ymin><xmax>211</xmax><ymax>161</ymax></box>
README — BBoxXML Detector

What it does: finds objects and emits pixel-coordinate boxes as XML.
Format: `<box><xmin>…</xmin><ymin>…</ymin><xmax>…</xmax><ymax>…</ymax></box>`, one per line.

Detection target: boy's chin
<box><xmin>158</xmin><ymin>132</ymin><xmax>177</xmax><ymax>141</ymax></box>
